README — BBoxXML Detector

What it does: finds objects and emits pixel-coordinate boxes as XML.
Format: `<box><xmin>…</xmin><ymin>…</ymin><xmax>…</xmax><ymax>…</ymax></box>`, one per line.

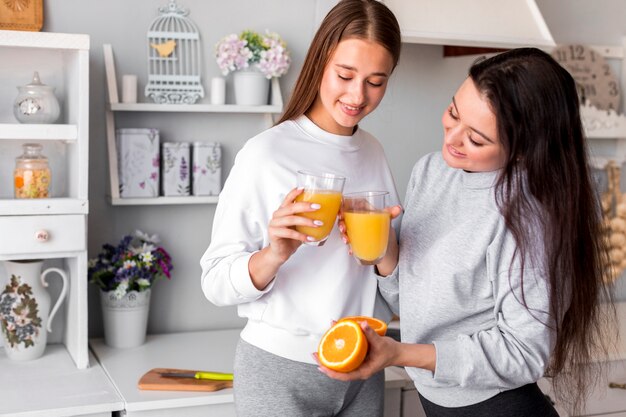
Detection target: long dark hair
<box><xmin>469</xmin><ymin>48</ymin><xmax>615</xmax><ymax>412</ymax></box>
<box><xmin>276</xmin><ymin>0</ymin><xmax>401</xmax><ymax>125</ymax></box>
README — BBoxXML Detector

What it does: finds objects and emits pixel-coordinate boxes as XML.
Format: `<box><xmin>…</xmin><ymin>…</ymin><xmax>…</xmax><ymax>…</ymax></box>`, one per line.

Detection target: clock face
<box><xmin>551</xmin><ymin>44</ymin><xmax>621</xmax><ymax>112</ymax></box>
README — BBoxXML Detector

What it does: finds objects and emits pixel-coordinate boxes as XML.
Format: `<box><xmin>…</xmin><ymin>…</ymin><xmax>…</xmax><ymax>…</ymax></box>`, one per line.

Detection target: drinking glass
<box><xmin>343</xmin><ymin>191</ymin><xmax>390</xmax><ymax>265</ymax></box>
<box><xmin>294</xmin><ymin>170</ymin><xmax>345</xmax><ymax>246</ymax></box>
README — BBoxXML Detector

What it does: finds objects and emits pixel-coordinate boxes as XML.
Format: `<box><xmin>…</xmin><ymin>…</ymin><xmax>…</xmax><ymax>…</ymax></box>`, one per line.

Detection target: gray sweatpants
<box><xmin>233</xmin><ymin>338</ymin><xmax>384</xmax><ymax>417</ymax></box>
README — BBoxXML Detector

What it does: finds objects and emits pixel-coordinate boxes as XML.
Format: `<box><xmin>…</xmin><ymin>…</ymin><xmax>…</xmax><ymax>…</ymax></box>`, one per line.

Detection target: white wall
<box><xmin>41</xmin><ymin>0</ymin><xmax>626</xmax><ymax>337</ymax></box>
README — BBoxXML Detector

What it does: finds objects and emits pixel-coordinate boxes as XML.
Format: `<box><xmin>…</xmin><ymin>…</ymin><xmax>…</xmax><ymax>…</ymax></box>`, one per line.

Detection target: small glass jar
<box><xmin>14</xmin><ymin>143</ymin><xmax>51</xmax><ymax>199</ymax></box>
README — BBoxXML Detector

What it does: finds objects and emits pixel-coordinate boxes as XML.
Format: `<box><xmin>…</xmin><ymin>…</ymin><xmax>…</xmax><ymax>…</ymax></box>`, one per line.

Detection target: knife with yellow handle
<box><xmin>160</xmin><ymin>371</ymin><xmax>234</xmax><ymax>381</ymax></box>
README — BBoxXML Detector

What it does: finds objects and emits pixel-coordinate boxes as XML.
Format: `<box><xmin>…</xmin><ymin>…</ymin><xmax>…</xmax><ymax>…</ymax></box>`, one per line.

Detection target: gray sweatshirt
<box><xmin>379</xmin><ymin>152</ymin><xmax>555</xmax><ymax>407</ymax></box>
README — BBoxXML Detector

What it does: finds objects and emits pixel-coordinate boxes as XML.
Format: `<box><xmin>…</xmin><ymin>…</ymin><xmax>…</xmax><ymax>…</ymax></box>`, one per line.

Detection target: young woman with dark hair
<box><xmin>320</xmin><ymin>48</ymin><xmax>615</xmax><ymax>416</ymax></box>
<box><xmin>201</xmin><ymin>0</ymin><xmax>402</xmax><ymax>415</ymax></box>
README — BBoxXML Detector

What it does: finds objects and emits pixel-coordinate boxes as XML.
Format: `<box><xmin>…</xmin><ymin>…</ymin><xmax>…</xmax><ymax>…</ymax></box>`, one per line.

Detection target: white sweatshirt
<box><xmin>200</xmin><ymin>115</ymin><xmax>400</xmax><ymax>364</ymax></box>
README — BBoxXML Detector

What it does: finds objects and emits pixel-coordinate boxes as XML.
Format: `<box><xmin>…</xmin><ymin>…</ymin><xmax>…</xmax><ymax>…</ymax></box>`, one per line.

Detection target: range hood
<box><xmin>382</xmin><ymin>0</ymin><xmax>555</xmax><ymax>49</ymax></box>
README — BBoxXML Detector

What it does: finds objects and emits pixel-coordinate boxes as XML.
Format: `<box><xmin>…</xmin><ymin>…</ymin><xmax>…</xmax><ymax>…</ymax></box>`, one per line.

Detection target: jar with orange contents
<box><xmin>14</xmin><ymin>143</ymin><xmax>51</xmax><ymax>198</ymax></box>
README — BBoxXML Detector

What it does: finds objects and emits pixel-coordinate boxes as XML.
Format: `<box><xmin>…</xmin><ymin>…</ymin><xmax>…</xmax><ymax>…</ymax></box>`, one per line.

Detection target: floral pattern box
<box><xmin>192</xmin><ymin>141</ymin><xmax>221</xmax><ymax>196</ymax></box>
<box><xmin>116</xmin><ymin>128</ymin><xmax>160</xmax><ymax>198</ymax></box>
<box><xmin>161</xmin><ymin>142</ymin><xmax>190</xmax><ymax>196</ymax></box>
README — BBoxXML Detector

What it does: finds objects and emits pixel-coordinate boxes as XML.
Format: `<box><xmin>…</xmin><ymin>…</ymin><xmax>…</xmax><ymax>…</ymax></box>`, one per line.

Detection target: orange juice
<box><xmin>344</xmin><ymin>211</ymin><xmax>390</xmax><ymax>263</ymax></box>
<box><xmin>295</xmin><ymin>190</ymin><xmax>343</xmax><ymax>242</ymax></box>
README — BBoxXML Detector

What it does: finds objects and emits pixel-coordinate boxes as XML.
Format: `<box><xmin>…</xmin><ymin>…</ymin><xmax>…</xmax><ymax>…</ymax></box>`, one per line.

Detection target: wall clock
<box><xmin>552</xmin><ymin>44</ymin><xmax>621</xmax><ymax>112</ymax></box>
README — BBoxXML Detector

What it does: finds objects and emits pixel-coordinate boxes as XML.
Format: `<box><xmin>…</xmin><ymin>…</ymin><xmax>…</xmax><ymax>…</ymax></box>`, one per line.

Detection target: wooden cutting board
<box><xmin>138</xmin><ymin>368</ymin><xmax>233</xmax><ymax>392</ymax></box>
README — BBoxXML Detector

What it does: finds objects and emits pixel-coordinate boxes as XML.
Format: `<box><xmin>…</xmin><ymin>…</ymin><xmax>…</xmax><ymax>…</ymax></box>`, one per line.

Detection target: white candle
<box><xmin>122</xmin><ymin>74</ymin><xmax>138</xmax><ymax>103</ymax></box>
<box><xmin>210</xmin><ymin>77</ymin><xmax>226</xmax><ymax>105</ymax></box>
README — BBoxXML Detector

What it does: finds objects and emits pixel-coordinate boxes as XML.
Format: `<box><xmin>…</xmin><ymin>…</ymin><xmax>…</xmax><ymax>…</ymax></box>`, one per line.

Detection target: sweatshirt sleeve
<box><xmin>377</xmin><ymin>266</ymin><xmax>400</xmax><ymax>315</ymax></box>
<box><xmin>200</xmin><ymin>143</ymin><xmax>275</xmax><ymax>306</ymax></box>
<box><xmin>432</xmin><ymin>257</ymin><xmax>555</xmax><ymax>389</ymax></box>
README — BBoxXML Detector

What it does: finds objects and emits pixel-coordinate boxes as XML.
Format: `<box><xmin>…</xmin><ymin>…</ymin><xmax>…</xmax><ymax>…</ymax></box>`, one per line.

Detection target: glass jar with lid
<box><xmin>14</xmin><ymin>143</ymin><xmax>51</xmax><ymax>198</ymax></box>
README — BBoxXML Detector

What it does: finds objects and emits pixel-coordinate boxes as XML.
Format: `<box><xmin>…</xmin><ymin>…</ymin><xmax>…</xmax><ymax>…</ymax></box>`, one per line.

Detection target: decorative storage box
<box><xmin>192</xmin><ymin>141</ymin><xmax>221</xmax><ymax>196</ymax></box>
<box><xmin>116</xmin><ymin>128</ymin><xmax>160</xmax><ymax>198</ymax></box>
<box><xmin>161</xmin><ymin>142</ymin><xmax>190</xmax><ymax>196</ymax></box>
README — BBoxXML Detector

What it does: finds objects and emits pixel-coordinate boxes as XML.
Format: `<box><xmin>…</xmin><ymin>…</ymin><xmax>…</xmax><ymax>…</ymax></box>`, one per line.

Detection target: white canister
<box><xmin>210</xmin><ymin>77</ymin><xmax>226</xmax><ymax>105</ymax></box>
<box><xmin>161</xmin><ymin>142</ymin><xmax>191</xmax><ymax>196</ymax></box>
<box><xmin>122</xmin><ymin>74</ymin><xmax>138</xmax><ymax>104</ymax></box>
<box><xmin>192</xmin><ymin>142</ymin><xmax>221</xmax><ymax>196</ymax></box>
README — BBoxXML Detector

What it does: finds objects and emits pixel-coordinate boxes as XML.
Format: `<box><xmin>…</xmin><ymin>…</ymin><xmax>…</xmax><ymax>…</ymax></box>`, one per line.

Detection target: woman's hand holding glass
<box><xmin>338</xmin><ymin>197</ymin><xmax>402</xmax><ymax>276</ymax></box>
<box><xmin>249</xmin><ymin>187</ymin><xmax>329</xmax><ymax>290</ymax></box>
<box><xmin>268</xmin><ymin>187</ymin><xmax>328</xmax><ymax>261</ymax></box>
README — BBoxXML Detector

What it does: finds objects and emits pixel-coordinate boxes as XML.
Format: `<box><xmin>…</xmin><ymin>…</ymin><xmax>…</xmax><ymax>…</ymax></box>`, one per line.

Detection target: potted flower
<box><xmin>215</xmin><ymin>30</ymin><xmax>291</xmax><ymax>105</ymax></box>
<box><xmin>88</xmin><ymin>230</ymin><xmax>173</xmax><ymax>348</ymax></box>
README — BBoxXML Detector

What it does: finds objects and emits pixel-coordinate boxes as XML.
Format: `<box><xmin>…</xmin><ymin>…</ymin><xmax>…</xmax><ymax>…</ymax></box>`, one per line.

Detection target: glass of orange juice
<box><xmin>295</xmin><ymin>170</ymin><xmax>345</xmax><ymax>246</ymax></box>
<box><xmin>343</xmin><ymin>191</ymin><xmax>390</xmax><ymax>265</ymax></box>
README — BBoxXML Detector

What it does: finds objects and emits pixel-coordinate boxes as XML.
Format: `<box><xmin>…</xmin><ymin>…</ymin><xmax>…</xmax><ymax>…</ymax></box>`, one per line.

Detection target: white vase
<box><xmin>233</xmin><ymin>68</ymin><xmax>270</xmax><ymax>106</ymax></box>
<box><xmin>0</xmin><ymin>260</ymin><xmax>68</xmax><ymax>361</ymax></box>
<box><xmin>100</xmin><ymin>289</ymin><xmax>151</xmax><ymax>349</ymax></box>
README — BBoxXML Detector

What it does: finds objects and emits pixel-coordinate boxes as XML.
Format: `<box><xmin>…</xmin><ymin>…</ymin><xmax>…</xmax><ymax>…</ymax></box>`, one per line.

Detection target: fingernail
<box><xmin>311</xmin><ymin>203</ymin><xmax>321</xmax><ymax>209</ymax></box>
<box><xmin>307</xmin><ymin>236</ymin><xmax>316</xmax><ymax>242</ymax></box>
<box><xmin>313</xmin><ymin>220</ymin><xmax>323</xmax><ymax>226</ymax></box>
<box><xmin>342</xmin><ymin>236</ymin><xmax>348</xmax><ymax>244</ymax></box>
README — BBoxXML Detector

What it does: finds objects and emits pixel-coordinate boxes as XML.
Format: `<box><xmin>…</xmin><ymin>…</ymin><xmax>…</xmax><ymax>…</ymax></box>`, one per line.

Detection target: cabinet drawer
<box><xmin>0</xmin><ymin>215</ymin><xmax>85</xmax><ymax>256</ymax></box>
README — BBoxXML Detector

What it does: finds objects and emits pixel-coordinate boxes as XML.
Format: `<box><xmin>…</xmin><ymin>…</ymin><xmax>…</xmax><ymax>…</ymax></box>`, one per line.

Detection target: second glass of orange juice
<box><xmin>295</xmin><ymin>170</ymin><xmax>345</xmax><ymax>246</ymax></box>
<box><xmin>343</xmin><ymin>191</ymin><xmax>390</xmax><ymax>265</ymax></box>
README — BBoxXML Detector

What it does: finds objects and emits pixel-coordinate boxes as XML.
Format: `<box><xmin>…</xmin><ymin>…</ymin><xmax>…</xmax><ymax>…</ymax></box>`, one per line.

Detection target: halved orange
<box><xmin>318</xmin><ymin>320</ymin><xmax>368</xmax><ymax>372</ymax></box>
<box><xmin>338</xmin><ymin>316</ymin><xmax>388</xmax><ymax>336</ymax></box>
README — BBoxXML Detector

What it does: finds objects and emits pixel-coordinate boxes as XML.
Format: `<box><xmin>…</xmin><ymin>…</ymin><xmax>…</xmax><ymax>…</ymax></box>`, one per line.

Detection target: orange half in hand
<box><xmin>318</xmin><ymin>320</ymin><xmax>368</xmax><ymax>372</ymax></box>
<box><xmin>338</xmin><ymin>316</ymin><xmax>388</xmax><ymax>336</ymax></box>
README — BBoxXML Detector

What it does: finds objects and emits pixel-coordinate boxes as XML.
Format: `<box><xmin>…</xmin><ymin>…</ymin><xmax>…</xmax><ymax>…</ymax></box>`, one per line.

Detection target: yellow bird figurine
<box><xmin>151</xmin><ymin>40</ymin><xmax>177</xmax><ymax>57</ymax></box>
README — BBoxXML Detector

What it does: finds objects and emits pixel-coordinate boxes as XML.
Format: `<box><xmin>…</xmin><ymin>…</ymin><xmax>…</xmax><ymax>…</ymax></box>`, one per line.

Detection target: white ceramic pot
<box><xmin>100</xmin><ymin>289</ymin><xmax>151</xmax><ymax>349</ymax></box>
<box><xmin>13</xmin><ymin>71</ymin><xmax>61</xmax><ymax>124</ymax></box>
<box><xmin>233</xmin><ymin>68</ymin><xmax>270</xmax><ymax>106</ymax></box>
<box><xmin>0</xmin><ymin>260</ymin><xmax>68</xmax><ymax>361</ymax></box>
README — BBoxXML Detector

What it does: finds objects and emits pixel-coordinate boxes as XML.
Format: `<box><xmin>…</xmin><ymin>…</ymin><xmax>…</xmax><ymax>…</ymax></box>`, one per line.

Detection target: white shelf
<box><xmin>109</xmin><ymin>195</ymin><xmax>218</xmax><ymax>206</ymax></box>
<box><xmin>0</xmin><ymin>123</ymin><xmax>78</xmax><ymax>141</ymax></box>
<box><xmin>0</xmin><ymin>198</ymin><xmax>88</xmax><ymax>215</ymax></box>
<box><xmin>0</xmin><ymin>345</ymin><xmax>122</xmax><ymax>417</ymax></box>
<box><xmin>0</xmin><ymin>30</ymin><xmax>89</xmax><ymax>50</ymax></box>
<box><xmin>109</xmin><ymin>100</ymin><xmax>282</xmax><ymax>114</ymax></box>
<box><xmin>582</xmin><ymin>101</ymin><xmax>626</xmax><ymax>139</ymax></box>
<box><xmin>103</xmin><ymin>43</ymin><xmax>282</xmax><ymax>206</ymax></box>
<box><xmin>0</xmin><ymin>31</ymin><xmax>91</xmax><ymax>371</ymax></box>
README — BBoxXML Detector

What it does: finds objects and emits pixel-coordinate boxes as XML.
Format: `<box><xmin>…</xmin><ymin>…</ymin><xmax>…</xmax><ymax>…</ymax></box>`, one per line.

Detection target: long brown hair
<box><xmin>470</xmin><ymin>48</ymin><xmax>615</xmax><ymax>413</ymax></box>
<box><xmin>276</xmin><ymin>0</ymin><xmax>401</xmax><ymax>125</ymax></box>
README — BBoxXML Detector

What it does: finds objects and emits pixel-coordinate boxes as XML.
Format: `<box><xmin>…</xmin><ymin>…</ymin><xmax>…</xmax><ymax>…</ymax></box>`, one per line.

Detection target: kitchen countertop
<box><xmin>0</xmin><ymin>345</ymin><xmax>122</xmax><ymax>417</ymax></box>
<box><xmin>90</xmin><ymin>328</ymin><xmax>414</xmax><ymax>416</ymax></box>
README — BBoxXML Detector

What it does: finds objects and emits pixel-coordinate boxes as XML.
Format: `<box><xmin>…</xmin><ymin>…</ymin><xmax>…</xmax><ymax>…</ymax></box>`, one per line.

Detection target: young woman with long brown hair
<box><xmin>201</xmin><ymin>0</ymin><xmax>402</xmax><ymax>415</ymax></box>
<box><xmin>320</xmin><ymin>48</ymin><xmax>615</xmax><ymax>416</ymax></box>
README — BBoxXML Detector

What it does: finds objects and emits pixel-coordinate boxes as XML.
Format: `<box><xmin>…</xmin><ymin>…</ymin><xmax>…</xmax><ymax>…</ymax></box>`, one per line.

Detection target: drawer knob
<box><xmin>35</xmin><ymin>229</ymin><xmax>50</xmax><ymax>242</ymax></box>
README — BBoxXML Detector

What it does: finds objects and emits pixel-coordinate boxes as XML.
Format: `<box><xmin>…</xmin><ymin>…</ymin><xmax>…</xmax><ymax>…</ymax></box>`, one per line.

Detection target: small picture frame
<box><xmin>0</xmin><ymin>0</ymin><xmax>43</xmax><ymax>32</ymax></box>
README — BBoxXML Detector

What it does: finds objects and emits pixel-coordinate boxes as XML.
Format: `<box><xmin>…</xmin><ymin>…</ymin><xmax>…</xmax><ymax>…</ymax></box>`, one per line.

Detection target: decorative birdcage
<box><xmin>145</xmin><ymin>0</ymin><xmax>204</xmax><ymax>104</ymax></box>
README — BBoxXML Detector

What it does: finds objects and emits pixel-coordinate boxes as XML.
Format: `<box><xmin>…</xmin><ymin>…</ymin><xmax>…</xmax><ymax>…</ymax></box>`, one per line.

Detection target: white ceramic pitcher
<box><xmin>0</xmin><ymin>259</ymin><xmax>68</xmax><ymax>361</ymax></box>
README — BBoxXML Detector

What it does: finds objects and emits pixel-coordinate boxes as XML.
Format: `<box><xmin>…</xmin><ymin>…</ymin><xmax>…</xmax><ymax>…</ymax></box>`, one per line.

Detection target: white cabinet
<box><xmin>0</xmin><ymin>30</ymin><xmax>122</xmax><ymax>417</ymax></box>
<box><xmin>0</xmin><ymin>29</ymin><xmax>89</xmax><ymax>368</ymax></box>
<box><xmin>102</xmin><ymin>44</ymin><xmax>283</xmax><ymax>206</ymax></box>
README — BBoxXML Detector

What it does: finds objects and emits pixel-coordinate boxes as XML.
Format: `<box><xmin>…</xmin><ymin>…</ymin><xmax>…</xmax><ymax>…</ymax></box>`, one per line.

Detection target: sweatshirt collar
<box><xmin>461</xmin><ymin>168</ymin><xmax>499</xmax><ymax>189</ymax></box>
<box><xmin>294</xmin><ymin>115</ymin><xmax>362</xmax><ymax>151</ymax></box>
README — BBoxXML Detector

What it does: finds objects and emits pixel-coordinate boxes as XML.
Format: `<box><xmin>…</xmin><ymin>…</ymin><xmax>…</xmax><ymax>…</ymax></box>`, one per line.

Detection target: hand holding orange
<box><xmin>317</xmin><ymin>316</ymin><xmax>387</xmax><ymax>373</ymax></box>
